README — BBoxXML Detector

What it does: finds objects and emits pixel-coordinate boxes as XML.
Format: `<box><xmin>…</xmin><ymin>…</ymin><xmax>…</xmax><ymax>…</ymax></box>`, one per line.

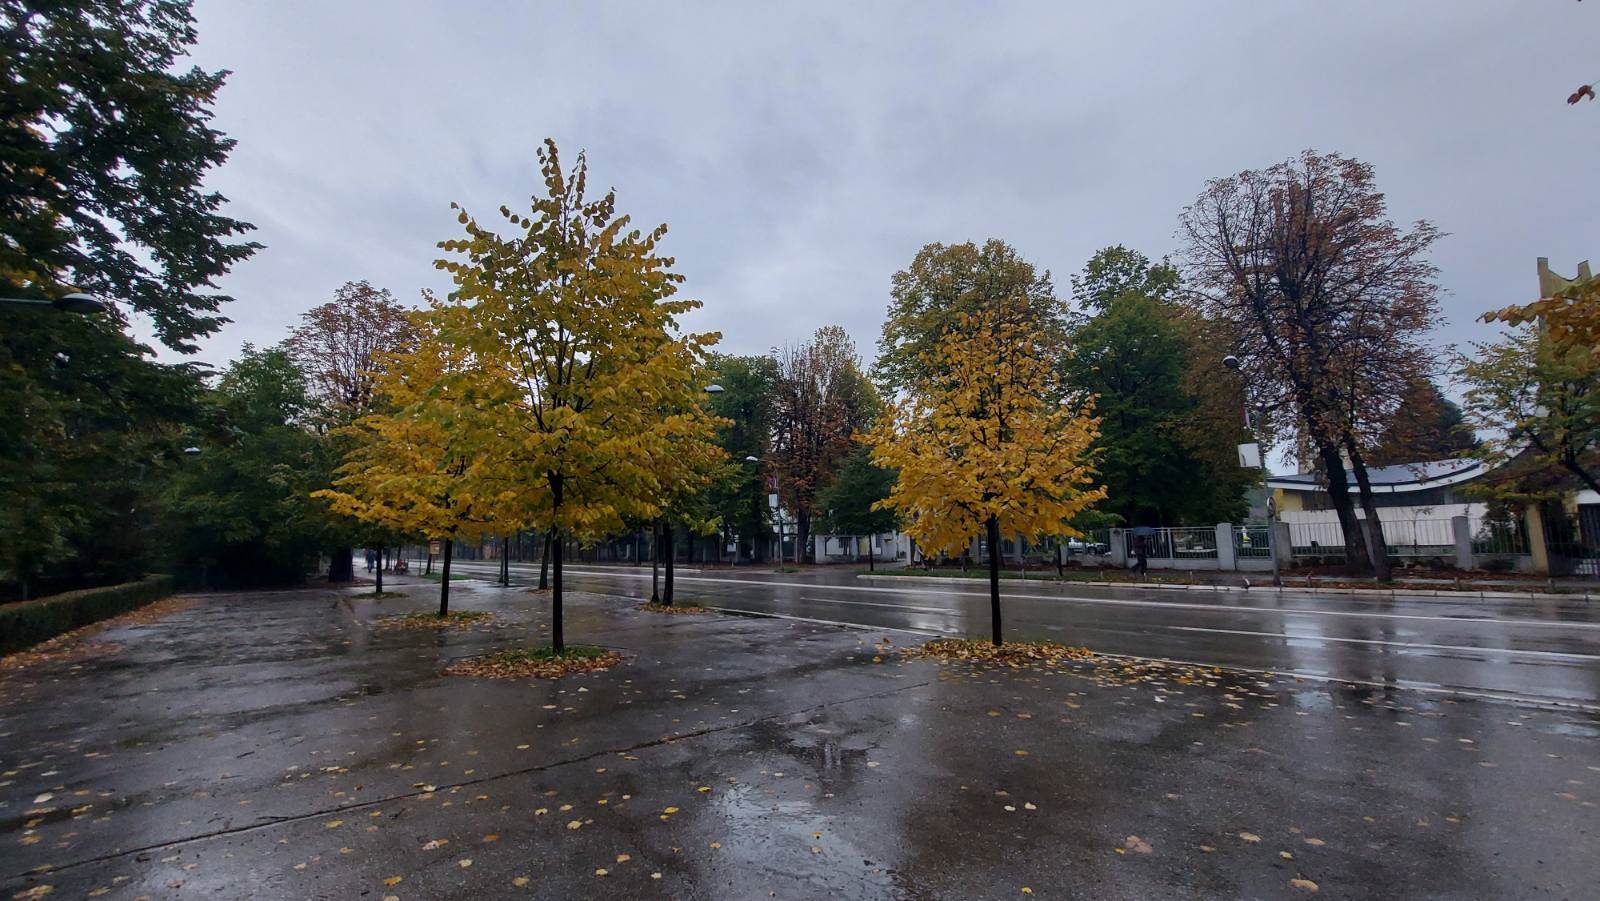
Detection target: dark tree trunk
<box><xmin>1343</xmin><ymin>439</ymin><xmax>1392</xmax><ymax>581</ymax></box>
<box><xmin>438</xmin><ymin>538</ymin><xmax>453</xmax><ymax>616</ymax></box>
<box><xmin>328</xmin><ymin>547</ymin><xmax>354</xmax><ymax>582</ymax></box>
<box><xmin>539</xmin><ymin>532</ymin><xmax>551</xmax><ymax>590</ymax></box>
<box><xmin>551</xmin><ymin>475</ymin><xmax>565</xmax><ymax>653</ymax></box>
<box><xmin>986</xmin><ymin>517</ymin><xmax>1003</xmax><ymax>646</ymax></box>
<box><xmin>868</xmin><ymin>537</ymin><xmax>875</xmax><ymax>572</ymax></box>
<box><xmin>500</xmin><ymin>538</ymin><xmax>510</xmax><ymax>586</ymax></box>
<box><xmin>796</xmin><ymin>510</ymin><xmax>811</xmax><ymax>564</ymax></box>
<box><xmin>651</xmin><ymin>522</ymin><xmax>661</xmax><ymax>603</ymax></box>
<box><xmin>374</xmin><ymin>546</ymin><xmax>384</xmax><ymax>595</ymax></box>
<box><xmin>663</xmin><ymin>521</ymin><xmax>676</xmax><ymax>606</ymax></box>
<box><xmin>1315</xmin><ymin>442</ymin><xmax>1373</xmax><ymax>576</ymax></box>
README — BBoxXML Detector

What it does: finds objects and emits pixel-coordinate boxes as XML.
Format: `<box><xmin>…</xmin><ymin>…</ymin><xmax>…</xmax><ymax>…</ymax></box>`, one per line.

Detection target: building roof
<box><xmin>1267</xmin><ymin>458</ymin><xmax>1484</xmax><ymax>494</ymax></box>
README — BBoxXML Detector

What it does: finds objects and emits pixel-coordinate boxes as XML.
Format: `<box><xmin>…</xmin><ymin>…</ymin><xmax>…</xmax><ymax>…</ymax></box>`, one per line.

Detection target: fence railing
<box><xmin>1132</xmin><ymin>526</ymin><xmax>1219</xmax><ymax>559</ymax></box>
<box><xmin>1472</xmin><ymin>518</ymin><xmax>1531</xmax><ymax>557</ymax></box>
<box><xmin>1288</xmin><ymin>517</ymin><xmax>1536</xmax><ymax>560</ymax></box>
<box><xmin>1234</xmin><ymin>525</ymin><xmax>1273</xmax><ymax>558</ymax></box>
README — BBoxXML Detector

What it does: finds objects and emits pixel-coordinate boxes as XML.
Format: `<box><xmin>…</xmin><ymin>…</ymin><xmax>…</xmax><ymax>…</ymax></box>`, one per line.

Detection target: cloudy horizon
<box><xmin>151</xmin><ymin>1</ymin><xmax>1595</xmax><ymax>384</ymax></box>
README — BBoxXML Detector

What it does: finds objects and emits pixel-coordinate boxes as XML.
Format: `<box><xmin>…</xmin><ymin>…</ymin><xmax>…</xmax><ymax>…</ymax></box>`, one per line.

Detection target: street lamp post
<box><xmin>730</xmin><ymin>455</ymin><xmax>759</xmax><ymax>567</ymax></box>
<box><xmin>1</xmin><ymin>293</ymin><xmax>108</xmax><ymax>315</ymax></box>
<box><xmin>1223</xmin><ymin>355</ymin><xmax>1282</xmax><ymax>588</ymax></box>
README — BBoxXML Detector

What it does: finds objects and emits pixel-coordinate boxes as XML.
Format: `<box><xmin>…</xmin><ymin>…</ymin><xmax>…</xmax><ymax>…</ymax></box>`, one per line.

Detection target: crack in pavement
<box><xmin>5</xmin><ymin>675</ymin><xmax>932</xmax><ymax>882</ymax></box>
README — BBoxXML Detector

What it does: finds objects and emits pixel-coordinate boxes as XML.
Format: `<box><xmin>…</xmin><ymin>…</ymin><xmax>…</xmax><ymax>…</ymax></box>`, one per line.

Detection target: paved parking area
<box><xmin>1</xmin><ymin>578</ymin><xmax>1597</xmax><ymax>899</ymax></box>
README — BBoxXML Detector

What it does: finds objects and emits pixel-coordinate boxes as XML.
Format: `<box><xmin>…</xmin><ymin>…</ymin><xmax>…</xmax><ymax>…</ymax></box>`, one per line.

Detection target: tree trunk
<box><xmin>551</xmin><ymin>475</ymin><xmax>565</xmax><ymax>653</ymax></box>
<box><xmin>374</xmin><ymin>546</ymin><xmax>384</xmax><ymax>595</ymax></box>
<box><xmin>539</xmin><ymin>532</ymin><xmax>551</xmax><ymax>590</ymax></box>
<box><xmin>1343</xmin><ymin>438</ymin><xmax>1392</xmax><ymax>581</ymax></box>
<box><xmin>1315</xmin><ymin>441</ymin><xmax>1373</xmax><ymax>575</ymax></box>
<box><xmin>651</xmin><ymin>522</ymin><xmax>661</xmax><ymax>603</ymax></box>
<box><xmin>328</xmin><ymin>547</ymin><xmax>354</xmax><ymax>582</ymax></box>
<box><xmin>438</xmin><ymin>538</ymin><xmax>453</xmax><ymax>616</ymax></box>
<box><xmin>986</xmin><ymin>516</ymin><xmax>1003</xmax><ymax>646</ymax></box>
<box><xmin>868</xmin><ymin>537</ymin><xmax>875</xmax><ymax>572</ymax></box>
<box><xmin>500</xmin><ymin>538</ymin><xmax>510</xmax><ymax>586</ymax></box>
<box><xmin>663</xmin><ymin>521</ymin><xmax>676</xmax><ymax>607</ymax></box>
<box><xmin>796</xmin><ymin>510</ymin><xmax>811</xmax><ymax>564</ymax></box>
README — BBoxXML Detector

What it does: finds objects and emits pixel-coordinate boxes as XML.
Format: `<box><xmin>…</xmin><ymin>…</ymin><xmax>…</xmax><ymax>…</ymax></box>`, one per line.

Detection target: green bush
<box><xmin>0</xmin><ymin>574</ymin><xmax>174</xmax><ymax>655</ymax></box>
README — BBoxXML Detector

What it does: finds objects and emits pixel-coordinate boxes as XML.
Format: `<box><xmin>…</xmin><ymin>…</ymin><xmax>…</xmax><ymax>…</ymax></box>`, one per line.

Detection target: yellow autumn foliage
<box><xmin>865</xmin><ymin>309</ymin><xmax>1105</xmax><ymax>558</ymax></box>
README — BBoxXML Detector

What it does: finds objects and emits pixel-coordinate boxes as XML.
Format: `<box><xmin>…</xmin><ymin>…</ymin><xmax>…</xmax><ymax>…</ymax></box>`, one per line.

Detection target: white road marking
<box><xmin>1164</xmin><ymin>625</ymin><xmax>1600</xmax><ymax>662</ymax></box>
<box><xmin>701</xmin><ymin>604</ymin><xmax>1600</xmax><ymax>713</ymax></box>
<box><xmin>556</xmin><ymin>567</ymin><xmax>1600</xmax><ymax>632</ymax></box>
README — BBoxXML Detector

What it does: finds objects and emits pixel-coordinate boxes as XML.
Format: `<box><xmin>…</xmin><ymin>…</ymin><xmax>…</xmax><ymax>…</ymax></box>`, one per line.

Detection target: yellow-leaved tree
<box><xmin>431</xmin><ymin>139</ymin><xmax>723</xmax><ymax>652</ymax></box>
<box><xmin>865</xmin><ymin>308</ymin><xmax>1105</xmax><ymax>645</ymax></box>
<box><xmin>316</xmin><ymin>313</ymin><xmax>501</xmax><ymax>615</ymax></box>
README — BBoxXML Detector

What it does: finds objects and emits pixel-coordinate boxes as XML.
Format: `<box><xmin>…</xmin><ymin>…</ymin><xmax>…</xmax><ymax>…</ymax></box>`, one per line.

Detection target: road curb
<box><xmin>854</xmin><ymin>573</ymin><xmax>1593</xmax><ymax>602</ymax></box>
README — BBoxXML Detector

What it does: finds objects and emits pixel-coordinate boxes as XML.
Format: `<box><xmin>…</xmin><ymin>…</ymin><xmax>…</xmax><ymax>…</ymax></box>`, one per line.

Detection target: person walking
<box><xmin>365</xmin><ymin>548</ymin><xmax>377</xmax><ymax>573</ymax></box>
<box><xmin>1133</xmin><ymin>535</ymin><xmax>1149</xmax><ymax>577</ymax></box>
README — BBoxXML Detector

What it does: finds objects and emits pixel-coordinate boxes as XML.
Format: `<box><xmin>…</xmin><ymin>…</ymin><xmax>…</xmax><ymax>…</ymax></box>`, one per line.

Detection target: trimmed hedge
<box><xmin>0</xmin><ymin>574</ymin><xmax>174</xmax><ymax>655</ymax></box>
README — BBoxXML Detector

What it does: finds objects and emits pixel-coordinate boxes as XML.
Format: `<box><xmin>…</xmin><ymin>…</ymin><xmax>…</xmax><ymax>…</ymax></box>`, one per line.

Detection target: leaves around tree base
<box><xmin>637</xmin><ymin>602</ymin><xmax>709</xmax><ymax>615</ymax></box>
<box><xmin>445</xmin><ymin>645</ymin><xmax>623</xmax><ymax>679</ymax></box>
<box><xmin>377</xmin><ymin>610</ymin><xmax>495</xmax><ymax>630</ymax></box>
<box><xmin>900</xmin><ymin>638</ymin><xmax>1096</xmax><ymax>669</ymax></box>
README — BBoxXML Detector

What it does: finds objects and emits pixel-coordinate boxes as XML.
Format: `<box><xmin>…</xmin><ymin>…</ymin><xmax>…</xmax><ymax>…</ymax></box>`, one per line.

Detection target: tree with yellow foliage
<box><xmin>1485</xmin><ymin>277</ymin><xmax>1600</xmax><ymax>363</ymax></box>
<box><xmin>316</xmin><ymin>313</ymin><xmax>500</xmax><ymax>615</ymax></box>
<box><xmin>865</xmin><ymin>309</ymin><xmax>1105</xmax><ymax>645</ymax></box>
<box><xmin>430</xmin><ymin>140</ymin><xmax>722</xmax><ymax>652</ymax></box>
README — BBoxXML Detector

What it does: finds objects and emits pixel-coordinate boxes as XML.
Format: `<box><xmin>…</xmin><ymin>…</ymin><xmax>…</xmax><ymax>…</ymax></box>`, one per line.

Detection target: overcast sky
<box><xmin>165</xmin><ymin>1</ymin><xmax>1595</xmax><ymax>376</ymax></box>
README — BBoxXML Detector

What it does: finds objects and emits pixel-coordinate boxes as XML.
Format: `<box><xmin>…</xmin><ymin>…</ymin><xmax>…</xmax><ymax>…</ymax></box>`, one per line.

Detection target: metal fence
<box><xmin>1133</xmin><ymin>526</ymin><xmax>1218</xmax><ymax>559</ymax></box>
<box><xmin>1288</xmin><ymin>517</ymin><xmax>1537</xmax><ymax>561</ymax></box>
<box><xmin>1471</xmin><ymin>517</ymin><xmax>1531</xmax><ymax>557</ymax></box>
<box><xmin>1286</xmin><ymin>520</ymin><xmax>1345</xmax><ymax>560</ymax></box>
<box><xmin>1234</xmin><ymin>525</ymin><xmax>1273</xmax><ymax>558</ymax></box>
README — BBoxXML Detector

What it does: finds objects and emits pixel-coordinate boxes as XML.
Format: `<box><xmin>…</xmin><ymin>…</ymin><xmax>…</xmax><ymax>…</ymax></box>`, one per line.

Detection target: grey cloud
<box><xmin>163</xmin><ymin>0</ymin><xmax>1595</xmax><ymax>377</ymax></box>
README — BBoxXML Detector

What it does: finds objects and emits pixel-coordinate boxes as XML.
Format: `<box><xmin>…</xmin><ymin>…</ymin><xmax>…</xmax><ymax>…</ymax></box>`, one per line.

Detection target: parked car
<box><xmin>1065</xmin><ymin>537</ymin><xmax>1109</xmax><ymax>555</ymax></box>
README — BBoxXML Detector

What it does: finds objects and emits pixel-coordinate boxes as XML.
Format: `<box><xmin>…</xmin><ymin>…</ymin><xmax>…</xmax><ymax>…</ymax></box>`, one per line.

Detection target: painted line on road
<box><xmin>706</xmin><ymin>602</ymin><xmax>1600</xmax><ymax>712</ymax></box>
<box><xmin>1164</xmin><ymin>625</ymin><xmax>1600</xmax><ymax>662</ymax></box>
<box><xmin>779</xmin><ymin>593</ymin><xmax>1600</xmax><ymax>662</ymax></box>
<box><xmin>563</xmin><ymin>568</ymin><xmax>1600</xmax><ymax>632</ymax></box>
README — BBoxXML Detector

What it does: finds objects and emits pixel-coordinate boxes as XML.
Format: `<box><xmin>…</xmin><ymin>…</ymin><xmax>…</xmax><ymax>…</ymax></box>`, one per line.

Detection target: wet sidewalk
<box><xmin>1</xmin><ymin>579</ymin><xmax>1596</xmax><ymax>899</ymax></box>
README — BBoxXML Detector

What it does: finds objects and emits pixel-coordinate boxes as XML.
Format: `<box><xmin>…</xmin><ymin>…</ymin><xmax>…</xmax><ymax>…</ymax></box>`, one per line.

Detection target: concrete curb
<box><xmin>855</xmin><ymin>573</ymin><xmax>1594</xmax><ymax>602</ymax></box>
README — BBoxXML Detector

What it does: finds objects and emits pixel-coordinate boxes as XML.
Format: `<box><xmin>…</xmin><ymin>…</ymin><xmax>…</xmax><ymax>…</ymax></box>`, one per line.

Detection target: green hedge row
<box><xmin>0</xmin><ymin>574</ymin><xmax>175</xmax><ymax>655</ymax></box>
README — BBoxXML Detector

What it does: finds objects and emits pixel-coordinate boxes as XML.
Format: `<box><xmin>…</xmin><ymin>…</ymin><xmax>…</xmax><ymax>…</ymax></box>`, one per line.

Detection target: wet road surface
<box><xmin>1</xmin><ymin>580</ymin><xmax>1597</xmax><ymax>899</ymax></box>
<box><xmin>451</xmin><ymin>561</ymin><xmax>1600</xmax><ymax>709</ymax></box>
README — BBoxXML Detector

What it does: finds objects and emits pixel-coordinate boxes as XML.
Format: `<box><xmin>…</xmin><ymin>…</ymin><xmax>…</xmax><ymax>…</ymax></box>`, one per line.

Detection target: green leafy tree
<box><xmin>161</xmin><ymin>346</ymin><xmax>328</xmax><ymax>588</ymax></box>
<box><xmin>704</xmin><ymin>353</ymin><xmax>777</xmax><ymax>561</ymax></box>
<box><xmin>1</xmin><ymin>0</ymin><xmax>258</xmax><ymax>350</ymax></box>
<box><xmin>1</xmin><ymin>0</ymin><xmax>255</xmax><ymax>598</ymax></box>
<box><xmin>817</xmin><ymin>444</ymin><xmax>898</xmax><ymax>568</ymax></box>
<box><xmin>875</xmin><ymin>239</ymin><xmax>1067</xmax><ymax>394</ymax></box>
<box><xmin>1069</xmin><ymin>245</ymin><xmax>1180</xmax><ymax>313</ymax></box>
<box><xmin>1459</xmin><ymin>328</ymin><xmax>1599</xmax><ymax>497</ymax></box>
<box><xmin>1067</xmin><ymin>293</ymin><xmax>1242</xmax><ymax>524</ymax></box>
<box><xmin>1064</xmin><ymin>248</ymin><xmax>1253</xmax><ymax>525</ymax></box>
<box><xmin>0</xmin><ymin>311</ymin><xmax>200</xmax><ymax>598</ymax></box>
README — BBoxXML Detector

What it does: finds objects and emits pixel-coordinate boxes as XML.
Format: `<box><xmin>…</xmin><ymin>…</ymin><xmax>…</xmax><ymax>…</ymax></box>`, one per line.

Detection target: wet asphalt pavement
<box><xmin>1</xmin><ymin>577</ymin><xmax>1597</xmax><ymax>899</ymax></box>
<box><xmin>475</xmin><ymin>562</ymin><xmax>1600</xmax><ymax>710</ymax></box>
